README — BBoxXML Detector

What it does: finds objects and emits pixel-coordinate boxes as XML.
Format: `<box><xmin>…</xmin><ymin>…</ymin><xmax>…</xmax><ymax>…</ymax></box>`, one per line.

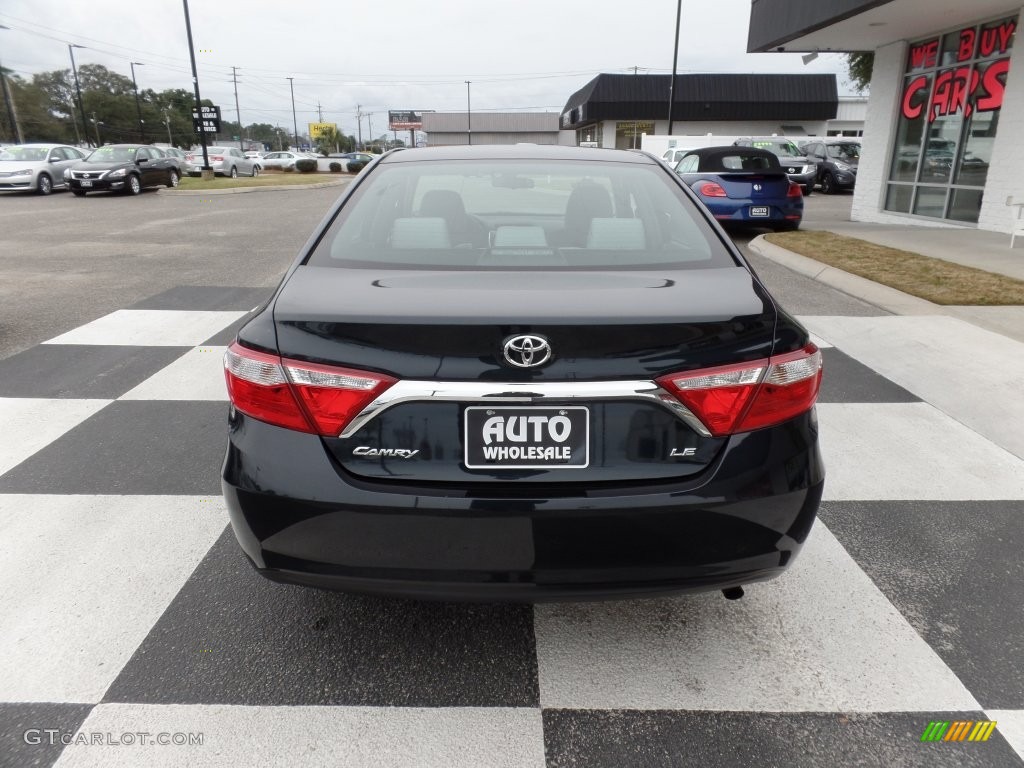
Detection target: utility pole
<box><xmin>667</xmin><ymin>0</ymin><xmax>682</xmax><ymax>135</ymax></box>
<box><xmin>90</xmin><ymin>111</ymin><xmax>101</xmax><ymax>145</ymax></box>
<box><xmin>0</xmin><ymin>63</ymin><xmax>23</xmax><ymax>144</ymax></box>
<box><xmin>130</xmin><ymin>61</ymin><xmax>146</xmax><ymax>142</ymax></box>
<box><xmin>317</xmin><ymin>100</ymin><xmax>323</xmax><ymax>122</ymax></box>
<box><xmin>287</xmin><ymin>77</ymin><xmax>298</xmax><ymax>149</ymax></box>
<box><xmin>181</xmin><ymin>0</ymin><xmax>210</xmax><ymax>174</ymax></box>
<box><xmin>0</xmin><ymin>26</ymin><xmax>23</xmax><ymax>144</ymax></box>
<box><xmin>356</xmin><ymin>104</ymin><xmax>363</xmax><ymax>150</ymax></box>
<box><xmin>367</xmin><ymin>113</ymin><xmax>373</xmax><ymax>149</ymax></box>
<box><xmin>68</xmin><ymin>44</ymin><xmax>90</xmax><ymax>147</ymax></box>
<box><xmin>231</xmin><ymin>66</ymin><xmax>243</xmax><ymax>151</ymax></box>
<box><xmin>163</xmin><ymin>107</ymin><xmax>172</xmax><ymax>144</ymax></box>
<box><xmin>465</xmin><ymin>80</ymin><xmax>471</xmax><ymax>145</ymax></box>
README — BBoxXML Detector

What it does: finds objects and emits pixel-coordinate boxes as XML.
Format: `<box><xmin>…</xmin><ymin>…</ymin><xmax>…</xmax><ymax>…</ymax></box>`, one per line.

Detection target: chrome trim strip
<box><xmin>340</xmin><ymin>379</ymin><xmax>712</xmax><ymax>439</ymax></box>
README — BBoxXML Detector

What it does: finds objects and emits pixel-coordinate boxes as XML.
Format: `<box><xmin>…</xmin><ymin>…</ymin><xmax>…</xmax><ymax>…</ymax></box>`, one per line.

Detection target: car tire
<box><xmin>252</xmin><ymin>165</ymin><xmax>260</xmax><ymax>177</ymax></box>
<box><xmin>802</xmin><ymin>184</ymin><xmax>813</xmax><ymax>196</ymax></box>
<box><xmin>230</xmin><ymin>166</ymin><xmax>238</xmax><ymax>178</ymax></box>
<box><xmin>126</xmin><ymin>174</ymin><xmax>142</xmax><ymax>195</ymax></box>
<box><xmin>37</xmin><ymin>174</ymin><xmax>53</xmax><ymax>196</ymax></box>
<box><xmin>821</xmin><ymin>172</ymin><xmax>836</xmax><ymax>195</ymax></box>
<box><xmin>72</xmin><ymin>190</ymin><xmax>86</xmax><ymax>197</ymax></box>
<box><xmin>167</xmin><ymin>170</ymin><xmax>179</xmax><ymax>188</ymax></box>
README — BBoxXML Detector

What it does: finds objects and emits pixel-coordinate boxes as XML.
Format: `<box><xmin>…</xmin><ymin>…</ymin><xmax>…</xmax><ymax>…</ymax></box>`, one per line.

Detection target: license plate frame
<box><xmin>464</xmin><ymin>405</ymin><xmax>589</xmax><ymax>469</ymax></box>
<box><xmin>749</xmin><ymin>205</ymin><xmax>769</xmax><ymax>217</ymax></box>
<box><xmin>79</xmin><ymin>180</ymin><xmax>93</xmax><ymax>188</ymax></box>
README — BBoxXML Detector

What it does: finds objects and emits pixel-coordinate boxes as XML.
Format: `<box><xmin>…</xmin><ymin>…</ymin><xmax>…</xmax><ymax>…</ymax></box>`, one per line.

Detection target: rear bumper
<box><xmin>223</xmin><ymin>411</ymin><xmax>824</xmax><ymax>601</ymax></box>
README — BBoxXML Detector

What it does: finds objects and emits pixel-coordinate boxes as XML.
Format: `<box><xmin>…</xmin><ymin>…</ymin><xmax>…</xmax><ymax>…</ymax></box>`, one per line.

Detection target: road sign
<box><xmin>308</xmin><ymin>122</ymin><xmax>337</xmax><ymax>140</ymax></box>
<box><xmin>389</xmin><ymin>111</ymin><xmax>424</xmax><ymax>130</ymax></box>
<box><xmin>191</xmin><ymin>105</ymin><xmax>221</xmax><ymax>134</ymax></box>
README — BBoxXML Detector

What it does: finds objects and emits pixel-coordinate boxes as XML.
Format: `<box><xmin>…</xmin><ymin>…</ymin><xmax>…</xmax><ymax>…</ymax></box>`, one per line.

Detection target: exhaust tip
<box><xmin>722</xmin><ymin>586</ymin><xmax>745</xmax><ymax>601</ymax></box>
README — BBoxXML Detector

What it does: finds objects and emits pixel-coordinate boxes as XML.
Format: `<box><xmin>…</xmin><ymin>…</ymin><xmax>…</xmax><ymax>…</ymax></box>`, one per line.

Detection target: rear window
<box><xmin>308</xmin><ymin>159</ymin><xmax>734</xmax><ymax>270</ymax></box>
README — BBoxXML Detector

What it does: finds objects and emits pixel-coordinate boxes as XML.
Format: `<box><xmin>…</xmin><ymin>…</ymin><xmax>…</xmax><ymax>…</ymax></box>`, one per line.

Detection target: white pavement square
<box><xmin>0</xmin><ymin>398</ymin><xmax>110</xmax><ymax>476</ymax></box>
<box><xmin>817</xmin><ymin>402</ymin><xmax>1024</xmax><ymax>501</ymax></box>
<box><xmin>120</xmin><ymin>347</ymin><xmax>228</xmax><ymax>401</ymax></box>
<box><xmin>987</xmin><ymin>710</ymin><xmax>1024</xmax><ymax>761</ymax></box>
<box><xmin>42</xmin><ymin>310</ymin><xmax>246</xmax><ymax>347</ymax></box>
<box><xmin>533</xmin><ymin>522</ymin><xmax>979</xmax><ymax>712</ymax></box>
<box><xmin>53</xmin><ymin>704</ymin><xmax>547</xmax><ymax>768</ymax></box>
<box><xmin>801</xmin><ymin>315</ymin><xmax>1024</xmax><ymax>460</ymax></box>
<box><xmin>0</xmin><ymin>495</ymin><xmax>227</xmax><ymax>703</ymax></box>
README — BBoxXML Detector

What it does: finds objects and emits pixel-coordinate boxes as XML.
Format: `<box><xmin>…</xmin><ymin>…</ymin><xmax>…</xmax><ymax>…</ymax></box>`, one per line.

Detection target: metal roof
<box><xmin>560</xmin><ymin>73</ymin><xmax>838</xmax><ymax>127</ymax></box>
<box><xmin>422</xmin><ymin>112</ymin><xmax>561</xmax><ymax>133</ymax></box>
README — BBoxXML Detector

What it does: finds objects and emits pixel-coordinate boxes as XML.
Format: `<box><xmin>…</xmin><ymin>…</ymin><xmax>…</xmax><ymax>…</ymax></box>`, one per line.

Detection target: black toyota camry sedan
<box><xmin>64</xmin><ymin>144</ymin><xmax>179</xmax><ymax>196</ymax></box>
<box><xmin>222</xmin><ymin>144</ymin><xmax>824</xmax><ymax>602</ymax></box>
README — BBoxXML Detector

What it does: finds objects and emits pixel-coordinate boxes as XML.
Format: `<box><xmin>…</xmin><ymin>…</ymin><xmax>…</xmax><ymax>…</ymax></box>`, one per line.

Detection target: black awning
<box><xmin>560</xmin><ymin>73</ymin><xmax>838</xmax><ymax>128</ymax></box>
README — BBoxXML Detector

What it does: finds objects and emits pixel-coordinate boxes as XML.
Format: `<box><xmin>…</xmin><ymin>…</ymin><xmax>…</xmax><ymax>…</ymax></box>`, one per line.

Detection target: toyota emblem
<box><xmin>502</xmin><ymin>335</ymin><xmax>552</xmax><ymax>368</ymax></box>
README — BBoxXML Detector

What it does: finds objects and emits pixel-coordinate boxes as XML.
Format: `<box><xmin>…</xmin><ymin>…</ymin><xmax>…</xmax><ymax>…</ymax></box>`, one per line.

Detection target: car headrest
<box><xmin>586</xmin><ymin>218</ymin><xmax>646</xmax><ymax>250</ymax></box>
<box><xmin>391</xmin><ymin>217</ymin><xmax>451</xmax><ymax>249</ymax></box>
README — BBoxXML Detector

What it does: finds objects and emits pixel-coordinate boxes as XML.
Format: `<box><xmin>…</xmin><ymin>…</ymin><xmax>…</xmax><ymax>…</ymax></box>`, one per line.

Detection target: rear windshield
<box><xmin>307</xmin><ymin>159</ymin><xmax>734</xmax><ymax>270</ymax></box>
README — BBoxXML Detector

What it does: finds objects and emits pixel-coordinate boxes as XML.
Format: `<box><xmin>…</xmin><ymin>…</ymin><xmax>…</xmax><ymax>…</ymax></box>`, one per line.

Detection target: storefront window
<box><xmin>885</xmin><ymin>15</ymin><xmax>1016</xmax><ymax>223</ymax></box>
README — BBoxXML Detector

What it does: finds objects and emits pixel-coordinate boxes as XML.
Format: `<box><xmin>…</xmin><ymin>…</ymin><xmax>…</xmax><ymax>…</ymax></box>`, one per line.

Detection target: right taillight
<box><xmin>656</xmin><ymin>344</ymin><xmax>822</xmax><ymax>436</ymax></box>
<box><xmin>224</xmin><ymin>342</ymin><xmax>395</xmax><ymax>436</ymax></box>
<box><xmin>698</xmin><ymin>181</ymin><xmax>728</xmax><ymax>197</ymax></box>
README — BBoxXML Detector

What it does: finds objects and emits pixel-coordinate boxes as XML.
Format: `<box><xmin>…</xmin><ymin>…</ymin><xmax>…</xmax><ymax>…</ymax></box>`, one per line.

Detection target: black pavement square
<box><xmin>0</xmin><ymin>703</ymin><xmax>94</xmax><ymax>768</ymax></box>
<box><xmin>0</xmin><ymin>401</ymin><xmax>227</xmax><ymax>495</ymax></box>
<box><xmin>817</xmin><ymin>347</ymin><xmax>920</xmax><ymax>403</ymax></box>
<box><xmin>820</xmin><ymin>500</ymin><xmax>1024</xmax><ymax>709</ymax></box>
<box><xmin>0</xmin><ymin>345</ymin><xmax>189</xmax><ymax>399</ymax></box>
<box><xmin>103</xmin><ymin>528</ymin><xmax>540</xmax><ymax>708</ymax></box>
<box><xmin>542</xmin><ymin>710</ymin><xmax>1024</xmax><ymax>768</ymax></box>
<box><xmin>130</xmin><ymin>286</ymin><xmax>273</xmax><ymax>312</ymax></box>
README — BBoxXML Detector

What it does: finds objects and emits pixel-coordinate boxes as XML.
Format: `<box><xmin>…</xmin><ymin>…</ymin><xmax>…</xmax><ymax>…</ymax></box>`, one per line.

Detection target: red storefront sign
<box><xmin>901</xmin><ymin>19</ymin><xmax>1015</xmax><ymax>122</ymax></box>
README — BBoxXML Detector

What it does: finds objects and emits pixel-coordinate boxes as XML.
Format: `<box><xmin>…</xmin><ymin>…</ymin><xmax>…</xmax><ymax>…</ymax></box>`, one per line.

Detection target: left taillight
<box><xmin>787</xmin><ymin>181</ymin><xmax>803</xmax><ymax>197</ymax></box>
<box><xmin>656</xmin><ymin>344</ymin><xmax>822</xmax><ymax>436</ymax></box>
<box><xmin>224</xmin><ymin>342</ymin><xmax>396</xmax><ymax>436</ymax></box>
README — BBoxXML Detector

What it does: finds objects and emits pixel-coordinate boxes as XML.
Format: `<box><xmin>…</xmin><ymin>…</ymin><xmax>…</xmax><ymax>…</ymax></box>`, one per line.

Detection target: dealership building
<box><xmin>560</xmin><ymin>73</ymin><xmax>840</xmax><ymax>149</ymax></box>
<box><xmin>748</xmin><ymin>0</ymin><xmax>1022</xmax><ymax>231</ymax></box>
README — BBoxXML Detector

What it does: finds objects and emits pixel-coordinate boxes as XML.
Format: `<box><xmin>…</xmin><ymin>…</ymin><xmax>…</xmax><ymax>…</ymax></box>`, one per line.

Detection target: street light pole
<box><xmin>287</xmin><ymin>77</ymin><xmax>298</xmax><ymax>149</ymax></box>
<box><xmin>232</xmin><ymin>66</ymin><xmax>243</xmax><ymax>151</ymax></box>
<box><xmin>465</xmin><ymin>80</ymin><xmax>471</xmax><ymax>145</ymax></box>
<box><xmin>667</xmin><ymin>0</ymin><xmax>682</xmax><ymax>135</ymax></box>
<box><xmin>181</xmin><ymin>0</ymin><xmax>210</xmax><ymax>174</ymax></box>
<box><xmin>129</xmin><ymin>61</ymin><xmax>146</xmax><ymax>142</ymax></box>
<box><xmin>68</xmin><ymin>44</ymin><xmax>89</xmax><ymax>147</ymax></box>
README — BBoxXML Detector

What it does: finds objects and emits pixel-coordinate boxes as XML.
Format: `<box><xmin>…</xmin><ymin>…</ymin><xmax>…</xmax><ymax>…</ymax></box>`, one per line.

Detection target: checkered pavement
<box><xmin>0</xmin><ymin>285</ymin><xmax>1022</xmax><ymax>767</ymax></box>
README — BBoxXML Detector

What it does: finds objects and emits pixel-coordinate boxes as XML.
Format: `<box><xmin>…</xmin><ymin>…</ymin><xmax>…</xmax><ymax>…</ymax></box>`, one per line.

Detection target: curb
<box><xmin>747</xmin><ymin>234</ymin><xmax>940</xmax><ymax>315</ymax></box>
<box><xmin>164</xmin><ymin>176</ymin><xmax>353</xmax><ymax>196</ymax></box>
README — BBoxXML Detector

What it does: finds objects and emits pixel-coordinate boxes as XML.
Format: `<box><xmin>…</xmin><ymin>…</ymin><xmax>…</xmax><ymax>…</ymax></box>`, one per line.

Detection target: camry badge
<box><xmin>503</xmin><ymin>334</ymin><xmax>552</xmax><ymax>368</ymax></box>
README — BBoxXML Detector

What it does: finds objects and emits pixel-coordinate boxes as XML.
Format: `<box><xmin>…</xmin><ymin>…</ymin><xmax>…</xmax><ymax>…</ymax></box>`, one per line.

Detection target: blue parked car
<box><xmin>674</xmin><ymin>146</ymin><xmax>803</xmax><ymax>231</ymax></box>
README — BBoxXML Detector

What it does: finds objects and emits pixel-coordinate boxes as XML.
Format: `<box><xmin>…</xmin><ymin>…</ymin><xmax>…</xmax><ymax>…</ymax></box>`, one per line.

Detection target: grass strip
<box><xmin>764</xmin><ymin>230</ymin><xmax>1024</xmax><ymax>305</ymax></box>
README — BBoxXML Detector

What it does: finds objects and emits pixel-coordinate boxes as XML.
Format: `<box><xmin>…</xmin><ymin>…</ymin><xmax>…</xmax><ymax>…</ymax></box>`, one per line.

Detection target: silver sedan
<box><xmin>258</xmin><ymin>151</ymin><xmax>310</xmax><ymax>171</ymax></box>
<box><xmin>0</xmin><ymin>144</ymin><xmax>89</xmax><ymax>195</ymax></box>
<box><xmin>185</xmin><ymin>146</ymin><xmax>261</xmax><ymax>177</ymax></box>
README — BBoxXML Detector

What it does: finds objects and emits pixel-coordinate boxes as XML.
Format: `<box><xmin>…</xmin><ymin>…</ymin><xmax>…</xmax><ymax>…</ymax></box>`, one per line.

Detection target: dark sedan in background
<box><xmin>65</xmin><ymin>144</ymin><xmax>179</xmax><ymax>195</ymax></box>
<box><xmin>675</xmin><ymin>146</ymin><xmax>803</xmax><ymax>231</ymax></box>
<box><xmin>222</xmin><ymin>144</ymin><xmax>824</xmax><ymax>602</ymax></box>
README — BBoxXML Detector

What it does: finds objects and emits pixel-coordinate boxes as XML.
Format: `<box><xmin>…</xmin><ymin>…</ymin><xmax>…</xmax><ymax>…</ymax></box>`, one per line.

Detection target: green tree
<box><xmin>846</xmin><ymin>52</ymin><xmax>874</xmax><ymax>94</ymax></box>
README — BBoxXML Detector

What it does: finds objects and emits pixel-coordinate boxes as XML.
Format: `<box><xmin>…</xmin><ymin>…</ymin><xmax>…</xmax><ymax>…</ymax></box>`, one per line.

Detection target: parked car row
<box><xmin>0</xmin><ymin>143</ymin><xmax>181</xmax><ymax>196</ymax></box>
<box><xmin>662</xmin><ymin>136</ymin><xmax>862</xmax><ymax>195</ymax></box>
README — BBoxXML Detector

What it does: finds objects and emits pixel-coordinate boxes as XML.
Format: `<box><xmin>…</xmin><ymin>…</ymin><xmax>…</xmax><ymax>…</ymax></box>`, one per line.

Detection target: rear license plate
<box><xmin>749</xmin><ymin>206</ymin><xmax>769</xmax><ymax>217</ymax></box>
<box><xmin>464</xmin><ymin>406</ymin><xmax>589</xmax><ymax>469</ymax></box>
<box><xmin>80</xmin><ymin>180</ymin><xmax>93</xmax><ymax>188</ymax></box>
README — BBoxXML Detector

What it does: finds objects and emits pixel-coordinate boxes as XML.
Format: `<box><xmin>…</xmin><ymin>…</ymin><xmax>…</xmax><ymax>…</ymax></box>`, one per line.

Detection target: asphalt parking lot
<box><xmin>1</xmin><ymin>186</ymin><xmax>1023</xmax><ymax>767</ymax></box>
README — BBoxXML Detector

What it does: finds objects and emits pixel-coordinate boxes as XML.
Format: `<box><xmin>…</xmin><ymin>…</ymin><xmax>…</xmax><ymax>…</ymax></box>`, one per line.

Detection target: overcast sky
<box><xmin>0</xmin><ymin>0</ymin><xmax>853</xmax><ymax>138</ymax></box>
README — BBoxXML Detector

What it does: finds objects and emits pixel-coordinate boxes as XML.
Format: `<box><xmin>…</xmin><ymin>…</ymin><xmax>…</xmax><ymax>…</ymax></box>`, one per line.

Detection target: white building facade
<box><xmin>748</xmin><ymin>0</ymin><xmax>1023</xmax><ymax>231</ymax></box>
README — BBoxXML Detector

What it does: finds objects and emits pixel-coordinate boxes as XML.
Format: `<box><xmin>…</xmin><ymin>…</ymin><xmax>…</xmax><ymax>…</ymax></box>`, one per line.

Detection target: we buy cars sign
<box><xmin>192</xmin><ymin>105</ymin><xmax>222</xmax><ymax>133</ymax></box>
